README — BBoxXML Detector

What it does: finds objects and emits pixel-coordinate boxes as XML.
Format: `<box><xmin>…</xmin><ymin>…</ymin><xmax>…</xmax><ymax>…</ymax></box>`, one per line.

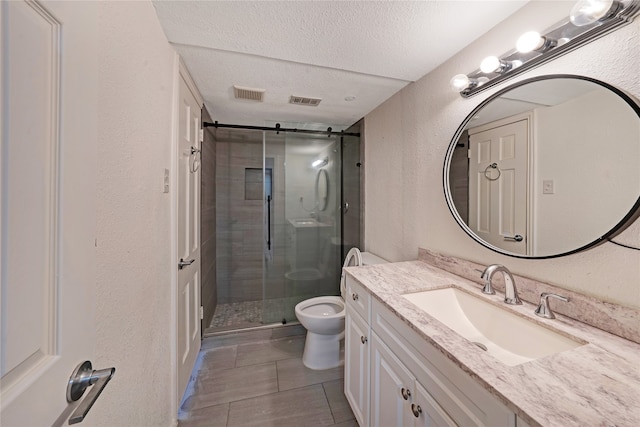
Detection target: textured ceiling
<box><xmin>152</xmin><ymin>1</ymin><xmax>528</xmax><ymax>127</ymax></box>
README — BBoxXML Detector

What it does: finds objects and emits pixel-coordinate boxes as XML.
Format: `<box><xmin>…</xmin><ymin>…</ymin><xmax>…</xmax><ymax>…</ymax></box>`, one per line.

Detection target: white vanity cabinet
<box><xmin>344</xmin><ymin>277</ymin><xmax>371</xmax><ymax>427</ymax></box>
<box><xmin>345</xmin><ymin>275</ymin><xmax>517</xmax><ymax>427</ymax></box>
<box><xmin>371</xmin><ymin>332</ymin><xmax>456</xmax><ymax>427</ymax></box>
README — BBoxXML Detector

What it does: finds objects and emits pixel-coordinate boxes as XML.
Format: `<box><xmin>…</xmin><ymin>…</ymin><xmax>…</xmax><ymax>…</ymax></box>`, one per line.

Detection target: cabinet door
<box><xmin>412</xmin><ymin>381</ymin><xmax>457</xmax><ymax>427</ymax></box>
<box><xmin>345</xmin><ymin>308</ymin><xmax>370</xmax><ymax>427</ymax></box>
<box><xmin>371</xmin><ymin>333</ymin><xmax>414</xmax><ymax>427</ymax></box>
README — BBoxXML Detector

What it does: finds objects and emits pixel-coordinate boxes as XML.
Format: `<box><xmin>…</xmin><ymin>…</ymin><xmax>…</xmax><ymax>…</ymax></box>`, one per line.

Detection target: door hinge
<box><xmin>199</xmin><ymin>129</ymin><xmax>204</xmax><ymax>143</ymax></box>
<box><xmin>199</xmin><ymin>306</ymin><xmax>204</xmax><ymax>320</ymax></box>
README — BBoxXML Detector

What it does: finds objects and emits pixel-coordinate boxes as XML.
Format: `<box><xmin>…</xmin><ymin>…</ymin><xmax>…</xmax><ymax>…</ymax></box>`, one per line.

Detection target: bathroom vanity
<box><xmin>343</xmin><ymin>257</ymin><xmax>640</xmax><ymax>427</ymax></box>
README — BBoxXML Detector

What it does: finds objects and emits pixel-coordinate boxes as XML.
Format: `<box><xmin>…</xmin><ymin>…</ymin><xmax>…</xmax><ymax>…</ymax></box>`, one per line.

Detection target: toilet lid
<box><xmin>340</xmin><ymin>247</ymin><xmax>362</xmax><ymax>297</ymax></box>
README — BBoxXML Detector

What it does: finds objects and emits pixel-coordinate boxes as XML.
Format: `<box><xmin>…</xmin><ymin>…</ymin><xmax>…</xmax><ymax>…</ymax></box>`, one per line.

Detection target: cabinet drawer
<box><xmin>372</xmin><ymin>299</ymin><xmax>515</xmax><ymax>427</ymax></box>
<box><xmin>345</xmin><ymin>275</ymin><xmax>370</xmax><ymax>322</ymax></box>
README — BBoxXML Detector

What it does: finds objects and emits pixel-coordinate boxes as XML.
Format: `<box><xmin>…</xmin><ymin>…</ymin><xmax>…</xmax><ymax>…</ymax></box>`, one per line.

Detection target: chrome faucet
<box><xmin>535</xmin><ymin>293</ymin><xmax>569</xmax><ymax>319</ymax></box>
<box><xmin>480</xmin><ymin>264</ymin><xmax>522</xmax><ymax>305</ymax></box>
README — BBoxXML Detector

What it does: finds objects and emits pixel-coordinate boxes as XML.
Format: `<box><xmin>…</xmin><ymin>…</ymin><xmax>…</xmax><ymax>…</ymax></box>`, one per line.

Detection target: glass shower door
<box><xmin>262</xmin><ymin>128</ymin><xmax>343</xmax><ymax>323</ymax></box>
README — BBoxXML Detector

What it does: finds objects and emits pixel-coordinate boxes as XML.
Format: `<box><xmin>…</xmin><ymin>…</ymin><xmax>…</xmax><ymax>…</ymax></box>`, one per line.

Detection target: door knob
<box><xmin>503</xmin><ymin>234</ymin><xmax>524</xmax><ymax>242</ymax></box>
<box><xmin>178</xmin><ymin>258</ymin><xmax>195</xmax><ymax>269</ymax></box>
<box><xmin>67</xmin><ymin>361</ymin><xmax>115</xmax><ymax>424</ymax></box>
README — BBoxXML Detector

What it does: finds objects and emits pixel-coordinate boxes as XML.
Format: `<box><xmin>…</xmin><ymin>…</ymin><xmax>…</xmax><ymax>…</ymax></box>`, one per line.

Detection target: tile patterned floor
<box><xmin>178</xmin><ymin>328</ymin><xmax>358</xmax><ymax>427</ymax></box>
<box><xmin>209</xmin><ymin>301</ymin><xmax>263</xmax><ymax>329</ymax></box>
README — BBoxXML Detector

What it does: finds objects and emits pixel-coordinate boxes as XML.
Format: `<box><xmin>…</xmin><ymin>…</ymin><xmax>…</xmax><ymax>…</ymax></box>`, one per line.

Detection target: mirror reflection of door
<box><xmin>468</xmin><ymin>116</ymin><xmax>530</xmax><ymax>255</ymax></box>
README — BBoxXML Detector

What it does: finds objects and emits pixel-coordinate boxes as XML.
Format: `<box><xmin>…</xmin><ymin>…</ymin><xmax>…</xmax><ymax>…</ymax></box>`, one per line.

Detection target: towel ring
<box><xmin>190</xmin><ymin>146</ymin><xmax>201</xmax><ymax>173</ymax></box>
<box><xmin>484</xmin><ymin>163</ymin><xmax>501</xmax><ymax>181</ymax></box>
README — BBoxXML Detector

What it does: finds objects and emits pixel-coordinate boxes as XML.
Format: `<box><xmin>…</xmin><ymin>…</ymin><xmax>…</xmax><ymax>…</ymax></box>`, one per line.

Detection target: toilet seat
<box><xmin>340</xmin><ymin>247</ymin><xmax>363</xmax><ymax>297</ymax></box>
<box><xmin>295</xmin><ymin>296</ymin><xmax>344</xmax><ymax>319</ymax></box>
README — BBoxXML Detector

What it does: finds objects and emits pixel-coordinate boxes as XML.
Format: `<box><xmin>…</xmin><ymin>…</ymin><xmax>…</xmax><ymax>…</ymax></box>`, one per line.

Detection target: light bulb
<box><xmin>516</xmin><ymin>31</ymin><xmax>545</xmax><ymax>53</ymax></box>
<box><xmin>480</xmin><ymin>56</ymin><xmax>502</xmax><ymax>73</ymax></box>
<box><xmin>570</xmin><ymin>0</ymin><xmax>617</xmax><ymax>26</ymax></box>
<box><xmin>450</xmin><ymin>74</ymin><xmax>471</xmax><ymax>92</ymax></box>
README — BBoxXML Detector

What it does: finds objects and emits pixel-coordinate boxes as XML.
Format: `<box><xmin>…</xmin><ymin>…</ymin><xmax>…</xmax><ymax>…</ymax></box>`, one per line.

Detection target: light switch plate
<box><xmin>543</xmin><ymin>180</ymin><xmax>554</xmax><ymax>194</ymax></box>
<box><xmin>163</xmin><ymin>168</ymin><xmax>170</xmax><ymax>193</ymax></box>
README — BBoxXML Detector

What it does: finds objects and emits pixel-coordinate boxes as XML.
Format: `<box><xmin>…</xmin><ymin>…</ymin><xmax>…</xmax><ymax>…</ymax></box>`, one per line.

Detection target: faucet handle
<box><xmin>535</xmin><ymin>292</ymin><xmax>569</xmax><ymax>319</ymax></box>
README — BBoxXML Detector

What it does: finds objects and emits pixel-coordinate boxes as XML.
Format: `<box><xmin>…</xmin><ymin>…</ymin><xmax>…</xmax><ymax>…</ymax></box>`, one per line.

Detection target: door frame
<box><xmin>171</xmin><ymin>57</ymin><xmax>205</xmax><ymax>412</ymax></box>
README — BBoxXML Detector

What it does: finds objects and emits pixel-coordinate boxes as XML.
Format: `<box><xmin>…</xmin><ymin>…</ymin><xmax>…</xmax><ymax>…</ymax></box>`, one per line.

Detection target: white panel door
<box><xmin>1</xmin><ymin>1</ymin><xmax>101</xmax><ymax>425</ymax></box>
<box><xmin>469</xmin><ymin>119</ymin><xmax>529</xmax><ymax>255</ymax></box>
<box><xmin>176</xmin><ymin>75</ymin><xmax>202</xmax><ymax>400</ymax></box>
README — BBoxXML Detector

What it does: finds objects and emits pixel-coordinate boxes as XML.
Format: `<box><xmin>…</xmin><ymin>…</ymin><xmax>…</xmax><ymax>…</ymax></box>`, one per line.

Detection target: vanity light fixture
<box><xmin>312</xmin><ymin>157</ymin><xmax>328</xmax><ymax>168</ymax></box>
<box><xmin>450</xmin><ymin>0</ymin><xmax>640</xmax><ymax>96</ymax></box>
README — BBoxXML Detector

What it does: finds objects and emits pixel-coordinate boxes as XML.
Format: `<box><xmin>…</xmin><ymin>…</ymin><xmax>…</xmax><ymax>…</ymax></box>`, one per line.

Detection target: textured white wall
<box><xmin>533</xmin><ymin>89</ymin><xmax>640</xmax><ymax>255</ymax></box>
<box><xmin>93</xmin><ymin>2</ymin><xmax>176</xmax><ymax>426</ymax></box>
<box><xmin>365</xmin><ymin>2</ymin><xmax>640</xmax><ymax>308</ymax></box>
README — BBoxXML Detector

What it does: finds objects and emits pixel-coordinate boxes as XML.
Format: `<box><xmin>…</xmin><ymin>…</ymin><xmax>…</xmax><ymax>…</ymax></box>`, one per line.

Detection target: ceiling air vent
<box><xmin>289</xmin><ymin>95</ymin><xmax>322</xmax><ymax>107</ymax></box>
<box><xmin>233</xmin><ymin>85</ymin><xmax>265</xmax><ymax>102</ymax></box>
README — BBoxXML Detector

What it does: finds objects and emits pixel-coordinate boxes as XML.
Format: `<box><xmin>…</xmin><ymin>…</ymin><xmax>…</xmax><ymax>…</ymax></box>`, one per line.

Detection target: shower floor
<box><xmin>208</xmin><ymin>298</ymin><xmax>299</xmax><ymax>333</ymax></box>
<box><xmin>209</xmin><ymin>300</ymin><xmax>263</xmax><ymax>330</ymax></box>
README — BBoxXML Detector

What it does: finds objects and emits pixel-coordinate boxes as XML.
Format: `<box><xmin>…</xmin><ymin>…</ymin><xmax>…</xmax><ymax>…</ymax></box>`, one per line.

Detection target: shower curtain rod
<box><xmin>203</xmin><ymin>121</ymin><xmax>360</xmax><ymax>137</ymax></box>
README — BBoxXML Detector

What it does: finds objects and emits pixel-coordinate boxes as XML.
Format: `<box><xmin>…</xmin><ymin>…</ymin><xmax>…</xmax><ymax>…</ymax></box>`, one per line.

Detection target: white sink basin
<box><xmin>402</xmin><ymin>287</ymin><xmax>585</xmax><ymax>366</ymax></box>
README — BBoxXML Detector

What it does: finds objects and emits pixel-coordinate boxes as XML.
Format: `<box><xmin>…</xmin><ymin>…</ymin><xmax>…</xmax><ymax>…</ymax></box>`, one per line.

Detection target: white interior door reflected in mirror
<box><xmin>444</xmin><ymin>75</ymin><xmax>640</xmax><ymax>258</ymax></box>
<box><xmin>468</xmin><ymin>118</ymin><xmax>529</xmax><ymax>255</ymax></box>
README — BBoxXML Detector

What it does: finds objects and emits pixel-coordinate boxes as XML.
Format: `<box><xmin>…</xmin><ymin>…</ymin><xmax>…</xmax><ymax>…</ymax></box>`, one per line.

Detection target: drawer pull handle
<box><xmin>352</xmin><ymin>293</ymin><xmax>359</xmax><ymax>301</ymax></box>
<box><xmin>360</xmin><ymin>336</ymin><xmax>368</xmax><ymax>344</ymax></box>
<box><xmin>411</xmin><ymin>403</ymin><xmax>422</xmax><ymax>418</ymax></box>
<box><xmin>401</xmin><ymin>387</ymin><xmax>411</xmax><ymax>400</ymax></box>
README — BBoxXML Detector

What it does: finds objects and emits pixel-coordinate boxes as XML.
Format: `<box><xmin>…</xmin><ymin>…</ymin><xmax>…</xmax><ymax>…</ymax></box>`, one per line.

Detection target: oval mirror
<box><xmin>444</xmin><ymin>75</ymin><xmax>640</xmax><ymax>258</ymax></box>
<box><xmin>316</xmin><ymin>168</ymin><xmax>329</xmax><ymax>211</ymax></box>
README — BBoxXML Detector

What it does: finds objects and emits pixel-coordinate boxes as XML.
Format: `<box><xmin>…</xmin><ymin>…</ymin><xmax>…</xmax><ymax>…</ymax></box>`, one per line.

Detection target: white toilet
<box><xmin>295</xmin><ymin>248</ymin><xmax>387</xmax><ymax>370</ymax></box>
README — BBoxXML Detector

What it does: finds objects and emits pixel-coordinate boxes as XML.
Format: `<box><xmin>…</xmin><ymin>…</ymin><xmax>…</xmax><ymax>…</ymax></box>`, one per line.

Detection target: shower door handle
<box><xmin>342</xmin><ymin>201</ymin><xmax>349</xmax><ymax>214</ymax></box>
<box><xmin>267</xmin><ymin>195</ymin><xmax>272</xmax><ymax>251</ymax></box>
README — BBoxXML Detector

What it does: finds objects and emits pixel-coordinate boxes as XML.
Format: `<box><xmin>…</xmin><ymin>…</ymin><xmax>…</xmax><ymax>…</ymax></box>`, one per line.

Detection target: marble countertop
<box><xmin>344</xmin><ymin>260</ymin><xmax>640</xmax><ymax>427</ymax></box>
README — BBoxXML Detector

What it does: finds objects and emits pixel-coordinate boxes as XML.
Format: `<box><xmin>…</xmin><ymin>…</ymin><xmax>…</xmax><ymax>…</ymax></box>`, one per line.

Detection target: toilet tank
<box><xmin>360</xmin><ymin>252</ymin><xmax>388</xmax><ymax>265</ymax></box>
